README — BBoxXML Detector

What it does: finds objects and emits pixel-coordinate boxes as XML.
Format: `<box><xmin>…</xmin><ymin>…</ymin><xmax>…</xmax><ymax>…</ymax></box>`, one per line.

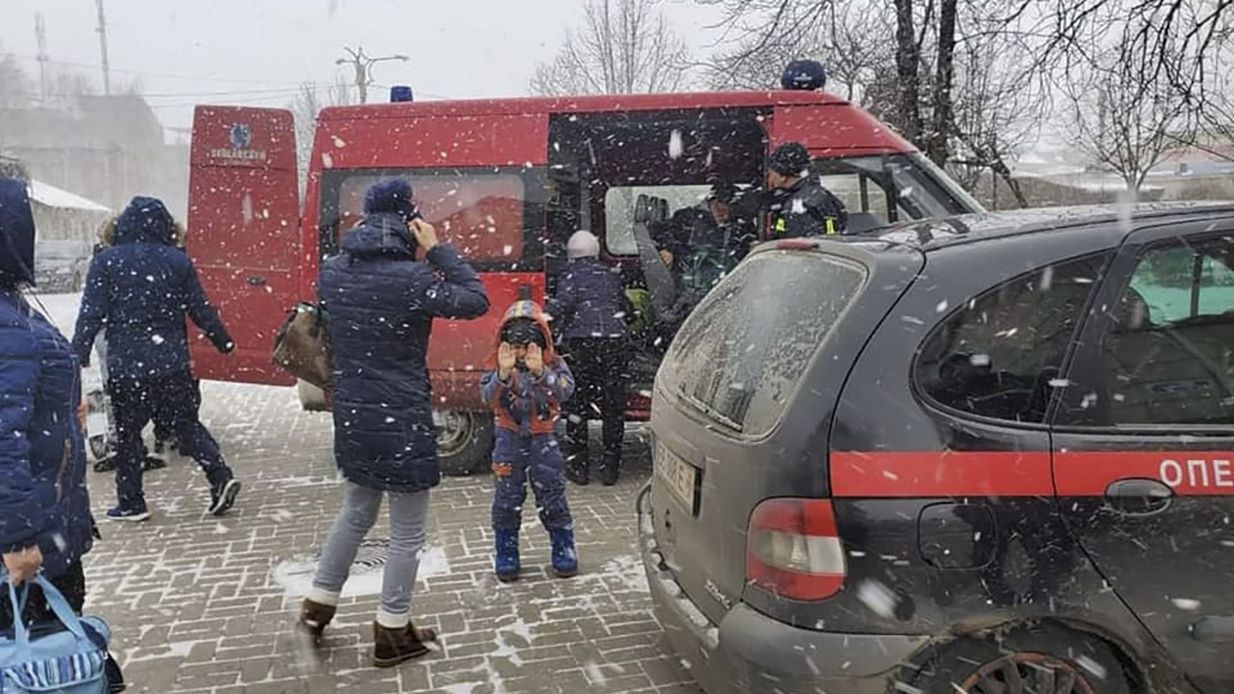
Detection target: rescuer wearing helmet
<box><xmin>766</xmin><ymin>142</ymin><xmax>849</xmax><ymax>237</ymax></box>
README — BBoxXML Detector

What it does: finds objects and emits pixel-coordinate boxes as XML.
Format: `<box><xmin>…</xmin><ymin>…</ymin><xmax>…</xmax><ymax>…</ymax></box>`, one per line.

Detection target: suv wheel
<box><xmin>900</xmin><ymin>623</ymin><xmax>1135</xmax><ymax>694</ymax></box>
<box><xmin>435</xmin><ymin>410</ymin><xmax>494</xmax><ymax>477</ymax></box>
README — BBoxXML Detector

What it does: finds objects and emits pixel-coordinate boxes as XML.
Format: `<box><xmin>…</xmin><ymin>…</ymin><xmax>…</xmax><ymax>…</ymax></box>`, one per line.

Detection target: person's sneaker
<box><xmin>142</xmin><ymin>456</ymin><xmax>167</xmax><ymax>471</ymax></box>
<box><xmin>106</xmin><ymin>505</ymin><xmax>151</xmax><ymax>522</ymax></box>
<box><xmin>93</xmin><ymin>457</ymin><xmax>117</xmax><ymax>473</ymax></box>
<box><xmin>208</xmin><ymin>478</ymin><xmax>242</xmax><ymax>516</ymax></box>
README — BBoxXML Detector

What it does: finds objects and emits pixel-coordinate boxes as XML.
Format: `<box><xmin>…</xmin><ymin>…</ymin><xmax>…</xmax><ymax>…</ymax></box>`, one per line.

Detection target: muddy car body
<box><xmin>641</xmin><ymin>202</ymin><xmax>1234</xmax><ymax>693</ymax></box>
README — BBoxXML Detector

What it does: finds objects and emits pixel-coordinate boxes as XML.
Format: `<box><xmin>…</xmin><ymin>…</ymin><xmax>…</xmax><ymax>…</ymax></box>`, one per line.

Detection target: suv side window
<box><xmin>915</xmin><ymin>254</ymin><xmax>1108</xmax><ymax>423</ymax></box>
<box><xmin>1096</xmin><ymin>236</ymin><xmax>1234</xmax><ymax>426</ymax></box>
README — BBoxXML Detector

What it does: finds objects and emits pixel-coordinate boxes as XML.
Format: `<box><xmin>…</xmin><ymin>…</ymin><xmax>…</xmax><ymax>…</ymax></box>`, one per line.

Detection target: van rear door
<box><xmin>187</xmin><ymin>106</ymin><xmax>299</xmax><ymax>385</ymax></box>
<box><xmin>649</xmin><ymin>240</ymin><xmax>924</xmax><ymax>625</ymax></box>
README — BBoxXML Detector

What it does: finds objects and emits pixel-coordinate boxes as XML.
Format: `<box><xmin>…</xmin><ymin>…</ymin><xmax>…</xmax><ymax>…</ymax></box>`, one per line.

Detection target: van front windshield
<box><xmin>604</xmin><ymin>152</ymin><xmax>980</xmax><ymax>252</ymax></box>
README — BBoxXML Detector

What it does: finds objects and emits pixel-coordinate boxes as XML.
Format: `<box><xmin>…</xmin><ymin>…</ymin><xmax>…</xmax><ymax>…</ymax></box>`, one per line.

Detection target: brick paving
<box><xmin>78</xmin><ymin>380</ymin><xmax>699</xmax><ymax>694</ymax></box>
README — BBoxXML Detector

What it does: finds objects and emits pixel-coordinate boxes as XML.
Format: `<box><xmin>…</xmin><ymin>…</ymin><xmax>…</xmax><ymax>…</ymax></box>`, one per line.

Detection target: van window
<box><xmin>318</xmin><ymin>167</ymin><xmax>544</xmax><ymax>271</ymax></box>
<box><xmin>604</xmin><ymin>185</ymin><xmax>713</xmax><ymax>255</ymax></box>
<box><xmin>1096</xmin><ymin>237</ymin><xmax>1234</xmax><ymax>426</ymax></box>
<box><xmin>916</xmin><ymin>254</ymin><xmax>1108</xmax><ymax>423</ymax></box>
<box><xmin>662</xmin><ymin>251</ymin><xmax>866</xmax><ymax>436</ymax></box>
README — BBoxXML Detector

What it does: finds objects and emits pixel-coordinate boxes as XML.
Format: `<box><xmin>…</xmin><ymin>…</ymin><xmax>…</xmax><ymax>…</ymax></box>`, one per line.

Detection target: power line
<box><xmin>7</xmin><ymin>53</ymin><xmax>305</xmax><ymax>87</ymax></box>
<box><xmin>29</xmin><ymin>86</ymin><xmax>309</xmax><ymax>100</ymax></box>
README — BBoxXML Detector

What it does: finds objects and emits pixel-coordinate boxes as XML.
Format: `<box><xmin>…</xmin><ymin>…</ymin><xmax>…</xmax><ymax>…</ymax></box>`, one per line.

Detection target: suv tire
<box><xmin>899</xmin><ymin>622</ymin><xmax>1136</xmax><ymax>694</ymax></box>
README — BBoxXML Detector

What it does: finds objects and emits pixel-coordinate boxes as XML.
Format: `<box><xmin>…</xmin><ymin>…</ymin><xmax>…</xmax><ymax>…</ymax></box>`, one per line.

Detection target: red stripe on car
<box><xmin>830</xmin><ymin>451</ymin><xmax>1054</xmax><ymax>498</ymax></box>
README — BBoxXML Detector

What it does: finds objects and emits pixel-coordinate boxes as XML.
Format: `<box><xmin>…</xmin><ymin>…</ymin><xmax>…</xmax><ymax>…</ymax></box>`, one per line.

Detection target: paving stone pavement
<box><xmin>80</xmin><ymin>380</ymin><xmax>701</xmax><ymax>694</ymax></box>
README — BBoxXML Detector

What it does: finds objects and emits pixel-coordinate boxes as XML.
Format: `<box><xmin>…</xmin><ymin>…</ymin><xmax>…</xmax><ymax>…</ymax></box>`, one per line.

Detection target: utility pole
<box><xmin>95</xmin><ymin>0</ymin><xmax>112</xmax><ymax>95</ymax></box>
<box><xmin>34</xmin><ymin>12</ymin><xmax>49</xmax><ymax>103</ymax></box>
<box><xmin>336</xmin><ymin>46</ymin><xmax>408</xmax><ymax>104</ymax></box>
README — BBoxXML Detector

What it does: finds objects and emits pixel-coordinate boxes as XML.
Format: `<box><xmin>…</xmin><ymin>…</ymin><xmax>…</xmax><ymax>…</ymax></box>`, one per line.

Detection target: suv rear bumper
<box><xmin>637</xmin><ymin>485</ymin><xmax>929</xmax><ymax>694</ymax></box>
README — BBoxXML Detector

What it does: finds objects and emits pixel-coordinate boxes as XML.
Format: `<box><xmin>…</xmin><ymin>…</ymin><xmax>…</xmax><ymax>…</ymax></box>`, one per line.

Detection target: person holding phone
<box><xmin>298</xmin><ymin>178</ymin><xmax>490</xmax><ymax>667</ymax></box>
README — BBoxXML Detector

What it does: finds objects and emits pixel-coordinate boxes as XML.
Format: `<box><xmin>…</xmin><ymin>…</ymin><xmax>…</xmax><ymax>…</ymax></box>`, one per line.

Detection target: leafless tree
<box><xmin>702</xmin><ymin>0</ymin><xmax>1046</xmax><ymax>199</ymax></box>
<box><xmin>530</xmin><ymin>0</ymin><xmax>693</xmax><ymax>95</ymax></box>
<box><xmin>1065</xmin><ymin>43</ymin><xmax>1193</xmax><ymax>191</ymax></box>
<box><xmin>702</xmin><ymin>0</ymin><xmax>969</xmax><ymax>166</ymax></box>
<box><xmin>0</xmin><ymin>49</ymin><xmax>35</xmax><ymax>110</ymax></box>
<box><xmin>706</xmin><ymin>1</ymin><xmax>891</xmax><ymax>105</ymax></box>
<box><xmin>288</xmin><ymin>78</ymin><xmax>352</xmax><ymax>191</ymax></box>
<box><xmin>1009</xmin><ymin>0</ymin><xmax>1234</xmax><ymax>157</ymax></box>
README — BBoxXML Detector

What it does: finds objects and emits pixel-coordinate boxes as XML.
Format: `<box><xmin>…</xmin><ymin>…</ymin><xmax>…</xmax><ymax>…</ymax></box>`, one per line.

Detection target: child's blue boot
<box><xmin>494</xmin><ymin>527</ymin><xmax>521</xmax><ymax>582</ymax></box>
<box><xmin>549</xmin><ymin>526</ymin><xmax>578</xmax><ymax>578</ymax></box>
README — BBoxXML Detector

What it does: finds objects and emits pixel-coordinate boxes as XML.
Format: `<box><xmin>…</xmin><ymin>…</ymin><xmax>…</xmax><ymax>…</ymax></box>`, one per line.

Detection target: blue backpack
<box><xmin>0</xmin><ymin>576</ymin><xmax>112</xmax><ymax>693</ymax></box>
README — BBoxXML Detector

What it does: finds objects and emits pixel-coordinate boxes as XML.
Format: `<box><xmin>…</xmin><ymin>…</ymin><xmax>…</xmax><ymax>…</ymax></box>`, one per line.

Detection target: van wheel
<box><xmin>435</xmin><ymin>410</ymin><xmax>493</xmax><ymax>477</ymax></box>
<box><xmin>900</xmin><ymin>623</ymin><xmax>1135</xmax><ymax>694</ymax></box>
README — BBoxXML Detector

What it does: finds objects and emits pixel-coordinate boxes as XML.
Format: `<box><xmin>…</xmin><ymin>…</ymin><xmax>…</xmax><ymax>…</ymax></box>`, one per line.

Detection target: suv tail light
<box><xmin>746</xmin><ymin>498</ymin><xmax>845</xmax><ymax>600</ymax></box>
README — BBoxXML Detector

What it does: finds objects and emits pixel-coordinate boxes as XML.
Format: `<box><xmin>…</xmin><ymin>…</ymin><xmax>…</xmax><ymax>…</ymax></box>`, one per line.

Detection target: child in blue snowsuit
<box><xmin>480</xmin><ymin>300</ymin><xmax>578</xmax><ymax>582</ymax></box>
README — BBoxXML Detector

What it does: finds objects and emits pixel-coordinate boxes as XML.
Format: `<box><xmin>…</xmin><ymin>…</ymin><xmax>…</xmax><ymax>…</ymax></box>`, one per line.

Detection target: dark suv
<box><xmin>640</xmin><ymin>203</ymin><xmax>1234</xmax><ymax>694</ymax></box>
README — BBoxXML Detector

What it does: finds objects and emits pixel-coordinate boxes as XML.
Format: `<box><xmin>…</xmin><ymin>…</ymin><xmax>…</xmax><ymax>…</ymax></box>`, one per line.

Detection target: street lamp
<box><xmin>337</xmin><ymin>47</ymin><xmax>410</xmax><ymax>104</ymax></box>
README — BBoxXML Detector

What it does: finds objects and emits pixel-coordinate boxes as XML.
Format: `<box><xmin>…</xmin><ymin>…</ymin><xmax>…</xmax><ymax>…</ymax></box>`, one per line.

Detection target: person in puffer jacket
<box><xmin>298</xmin><ymin>178</ymin><xmax>490</xmax><ymax>669</ymax></box>
<box><xmin>0</xmin><ymin>179</ymin><xmax>95</xmax><ymax>623</ymax></box>
<box><xmin>481</xmin><ymin>300</ymin><xmax>577</xmax><ymax>583</ymax></box>
<box><xmin>72</xmin><ymin>196</ymin><xmax>239</xmax><ymax>523</ymax></box>
<box><xmin>546</xmin><ymin>231</ymin><xmax>630</xmax><ymax>486</ymax></box>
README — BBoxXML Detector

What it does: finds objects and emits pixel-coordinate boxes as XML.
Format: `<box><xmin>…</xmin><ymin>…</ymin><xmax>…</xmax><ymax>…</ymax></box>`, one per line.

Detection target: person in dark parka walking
<box><xmin>547</xmin><ymin>230</ymin><xmax>630</xmax><ymax>486</ymax></box>
<box><xmin>298</xmin><ymin>179</ymin><xmax>489</xmax><ymax>668</ymax></box>
<box><xmin>72</xmin><ymin>196</ymin><xmax>239</xmax><ymax>522</ymax></box>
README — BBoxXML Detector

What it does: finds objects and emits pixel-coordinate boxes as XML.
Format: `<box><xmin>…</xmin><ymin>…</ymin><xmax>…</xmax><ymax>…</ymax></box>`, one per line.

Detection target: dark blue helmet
<box><xmin>781</xmin><ymin>60</ymin><xmax>827</xmax><ymax>91</ymax></box>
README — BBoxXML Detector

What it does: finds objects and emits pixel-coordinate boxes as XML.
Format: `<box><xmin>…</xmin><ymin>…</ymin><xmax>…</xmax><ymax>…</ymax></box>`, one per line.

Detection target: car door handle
<box><xmin>1103</xmin><ymin>478</ymin><xmax>1173</xmax><ymax>515</ymax></box>
<box><xmin>247</xmin><ymin>275</ymin><xmax>267</xmax><ymax>286</ymax></box>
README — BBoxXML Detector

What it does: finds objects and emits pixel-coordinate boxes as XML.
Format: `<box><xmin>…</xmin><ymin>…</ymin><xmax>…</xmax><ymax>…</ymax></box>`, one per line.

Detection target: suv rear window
<box><xmin>661</xmin><ymin>251</ymin><xmax>867</xmax><ymax>436</ymax></box>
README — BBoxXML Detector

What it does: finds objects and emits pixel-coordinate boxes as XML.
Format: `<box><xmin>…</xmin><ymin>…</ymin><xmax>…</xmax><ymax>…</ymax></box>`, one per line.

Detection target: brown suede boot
<box><xmin>297</xmin><ymin>598</ymin><xmax>337</xmax><ymax>644</ymax></box>
<box><xmin>372</xmin><ymin>621</ymin><xmax>438</xmax><ymax>668</ymax></box>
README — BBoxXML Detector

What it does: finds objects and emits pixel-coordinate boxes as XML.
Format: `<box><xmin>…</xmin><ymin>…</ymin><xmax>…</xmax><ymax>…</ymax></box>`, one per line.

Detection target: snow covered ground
<box><xmin>29</xmin><ymin>287</ymin><xmax>684</xmax><ymax>692</ymax></box>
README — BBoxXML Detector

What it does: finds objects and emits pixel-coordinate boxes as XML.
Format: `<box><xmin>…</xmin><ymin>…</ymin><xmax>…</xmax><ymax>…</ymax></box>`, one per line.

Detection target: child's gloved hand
<box><xmin>525</xmin><ymin>343</ymin><xmax>544</xmax><ymax>376</ymax></box>
<box><xmin>498</xmin><ymin>342</ymin><xmax>516</xmax><ymax>380</ymax></box>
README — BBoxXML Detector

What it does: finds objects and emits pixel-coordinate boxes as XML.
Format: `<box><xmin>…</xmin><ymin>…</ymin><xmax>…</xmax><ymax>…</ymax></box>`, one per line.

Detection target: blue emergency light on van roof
<box><xmin>390</xmin><ymin>85</ymin><xmax>414</xmax><ymax>103</ymax></box>
<box><xmin>781</xmin><ymin>60</ymin><xmax>826</xmax><ymax>91</ymax></box>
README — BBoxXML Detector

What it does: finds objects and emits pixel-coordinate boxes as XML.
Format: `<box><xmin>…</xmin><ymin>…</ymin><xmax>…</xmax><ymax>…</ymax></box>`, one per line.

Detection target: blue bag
<box><xmin>0</xmin><ymin>575</ymin><xmax>112</xmax><ymax>693</ymax></box>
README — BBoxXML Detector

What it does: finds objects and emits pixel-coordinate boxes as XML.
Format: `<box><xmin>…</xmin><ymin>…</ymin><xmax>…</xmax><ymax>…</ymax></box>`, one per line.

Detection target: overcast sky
<box><xmin>0</xmin><ymin>0</ymin><xmax>727</xmax><ymax>132</ymax></box>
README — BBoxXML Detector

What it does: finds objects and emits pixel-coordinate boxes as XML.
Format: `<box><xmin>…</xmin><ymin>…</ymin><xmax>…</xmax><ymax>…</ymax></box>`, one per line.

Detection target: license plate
<box><xmin>656</xmin><ymin>442</ymin><xmax>698</xmax><ymax>512</ymax></box>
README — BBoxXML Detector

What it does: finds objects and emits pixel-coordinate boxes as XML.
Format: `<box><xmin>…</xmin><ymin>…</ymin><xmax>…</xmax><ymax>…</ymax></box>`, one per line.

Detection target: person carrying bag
<box><xmin>0</xmin><ymin>573</ymin><xmax>119</xmax><ymax>693</ymax></box>
<box><xmin>272</xmin><ymin>302</ymin><xmax>333</xmax><ymax>391</ymax></box>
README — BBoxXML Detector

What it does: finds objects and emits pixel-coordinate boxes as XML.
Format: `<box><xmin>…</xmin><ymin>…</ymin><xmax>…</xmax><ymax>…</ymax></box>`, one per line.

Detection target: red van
<box><xmin>185</xmin><ymin>85</ymin><xmax>982</xmax><ymax>474</ymax></box>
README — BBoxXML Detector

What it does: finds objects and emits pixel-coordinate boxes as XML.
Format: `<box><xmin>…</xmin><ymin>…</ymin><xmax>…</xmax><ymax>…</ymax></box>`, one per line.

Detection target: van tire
<box><xmin>899</xmin><ymin>622</ymin><xmax>1136</xmax><ymax>694</ymax></box>
<box><xmin>436</xmin><ymin>411</ymin><xmax>494</xmax><ymax>477</ymax></box>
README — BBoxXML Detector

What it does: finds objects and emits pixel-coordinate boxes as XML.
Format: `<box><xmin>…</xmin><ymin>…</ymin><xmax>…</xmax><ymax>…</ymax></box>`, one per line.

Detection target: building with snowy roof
<box><xmin>28</xmin><ymin>178</ymin><xmax>112</xmax><ymax>243</ymax></box>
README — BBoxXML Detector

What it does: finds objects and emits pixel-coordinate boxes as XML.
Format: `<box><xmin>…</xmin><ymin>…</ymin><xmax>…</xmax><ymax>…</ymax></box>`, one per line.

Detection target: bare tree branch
<box><xmin>531</xmin><ymin>0</ymin><xmax>694</xmax><ymax>95</ymax></box>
